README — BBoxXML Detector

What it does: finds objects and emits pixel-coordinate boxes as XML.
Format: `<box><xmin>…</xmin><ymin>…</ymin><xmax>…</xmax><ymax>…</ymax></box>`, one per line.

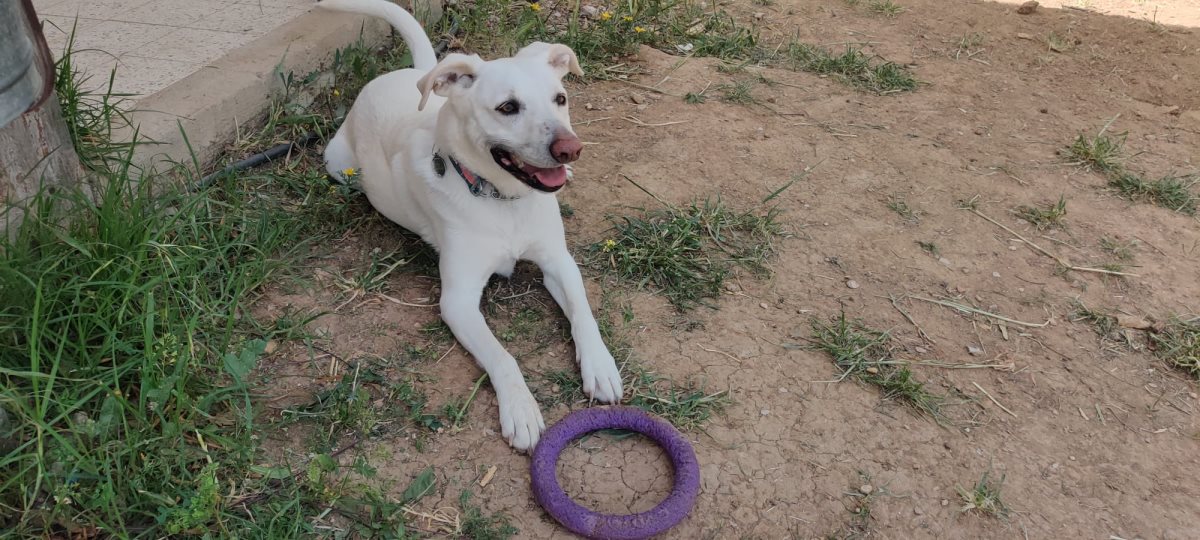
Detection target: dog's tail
<box><xmin>317</xmin><ymin>0</ymin><xmax>438</xmax><ymax>72</ymax></box>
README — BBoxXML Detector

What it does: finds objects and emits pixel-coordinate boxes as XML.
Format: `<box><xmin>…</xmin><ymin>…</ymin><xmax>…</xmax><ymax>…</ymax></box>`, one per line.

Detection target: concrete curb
<box><xmin>125</xmin><ymin>9</ymin><xmax>391</xmax><ymax>173</ymax></box>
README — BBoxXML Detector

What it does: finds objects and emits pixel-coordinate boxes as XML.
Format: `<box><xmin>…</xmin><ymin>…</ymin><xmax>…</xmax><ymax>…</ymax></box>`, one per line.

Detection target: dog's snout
<box><xmin>550</xmin><ymin>135</ymin><xmax>582</xmax><ymax>164</ymax></box>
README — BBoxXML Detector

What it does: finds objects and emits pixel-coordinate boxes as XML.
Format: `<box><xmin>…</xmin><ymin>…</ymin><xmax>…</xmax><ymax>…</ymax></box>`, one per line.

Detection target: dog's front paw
<box><xmin>497</xmin><ymin>388</ymin><xmax>545</xmax><ymax>451</ymax></box>
<box><xmin>580</xmin><ymin>348</ymin><xmax>624</xmax><ymax>403</ymax></box>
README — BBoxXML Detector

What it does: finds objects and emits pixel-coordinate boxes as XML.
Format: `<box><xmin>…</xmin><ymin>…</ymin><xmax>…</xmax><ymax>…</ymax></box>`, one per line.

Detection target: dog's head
<box><xmin>417</xmin><ymin>42</ymin><xmax>583</xmax><ymax>194</ymax></box>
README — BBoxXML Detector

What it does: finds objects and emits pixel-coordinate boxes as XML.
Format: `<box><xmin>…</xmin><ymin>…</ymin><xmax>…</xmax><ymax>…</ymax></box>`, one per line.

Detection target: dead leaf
<box><xmin>479</xmin><ymin>465</ymin><xmax>498</xmax><ymax>488</ymax></box>
<box><xmin>1117</xmin><ymin>315</ymin><xmax>1153</xmax><ymax>331</ymax></box>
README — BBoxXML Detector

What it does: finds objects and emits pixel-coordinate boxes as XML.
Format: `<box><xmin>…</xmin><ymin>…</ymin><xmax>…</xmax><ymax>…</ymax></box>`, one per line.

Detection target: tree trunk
<box><xmin>0</xmin><ymin>0</ymin><xmax>85</xmax><ymax>237</ymax></box>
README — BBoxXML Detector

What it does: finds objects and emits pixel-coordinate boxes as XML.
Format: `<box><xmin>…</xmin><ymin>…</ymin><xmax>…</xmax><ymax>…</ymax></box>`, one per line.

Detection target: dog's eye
<box><xmin>495</xmin><ymin>100</ymin><xmax>521</xmax><ymax>115</ymax></box>
<box><xmin>554</xmin><ymin>93</ymin><xmax>567</xmax><ymax>106</ymax></box>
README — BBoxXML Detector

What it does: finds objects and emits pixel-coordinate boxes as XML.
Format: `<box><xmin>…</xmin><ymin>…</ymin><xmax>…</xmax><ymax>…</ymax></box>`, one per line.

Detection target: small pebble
<box><xmin>760</xmin><ymin>302</ymin><xmax>770</xmax><ymax>309</ymax></box>
<box><xmin>941</xmin><ymin>499</ymin><xmax>949</xmax><ymax>506</ymax></box>
<box><xmin>760</xmin><ymin>409</ymin><xmax>771</xmax><ymax>416</ymax></box>
<box><xmin>859</xmin><ymin>484</ymin><xmax>874</xmax><ymax>495</ymax></box>
<box><xmin>1008</xmin><ymin>245</ymin><xmax>1018</xmax><ymax>251</ymax></box>
<box><xmin>968</xmin><ymin>345</ymin><xmax>983</xmax><ymax>356</ymax></box>
<box><xmin>992</xmin><ymin>271</ymin><xmax>1001</xmax><ymax>278</ymax></box>
<box><xmin>865</xmin><ymin>366</ymin><xmax>879</xmax><ymax>374</ymax></box>
<box><xmin>914</xmin><ymin>346</ymin><xmax>929</xmax><ymax>354</ymax></box>
<box><xmin>630</xmin><ymin>93</ymin><xmax>646</xmax><ymax>104</ymax></box>
<box><xmin>938</xmin><ymin>257</ymin><xmax>953</xmax><ymax>267</ymax></box>
<box><xmin>846</xmin><ymin>279</ymin><xmax>860</xmax><ymax>289</ymax></box>
<box><xmin>779</xmin><ymin>388</ymin><xmax>789</xmax><ymax>393</ymax></box>
<box><xmin>1069</xmin><ymin>455</ymin><xmax>1076</xmax><ymax>461</ymax></box>
<box><xmin>914</xmin><ymin>507</ymin><xmax>924</xmax><ymax>515</ymax></box>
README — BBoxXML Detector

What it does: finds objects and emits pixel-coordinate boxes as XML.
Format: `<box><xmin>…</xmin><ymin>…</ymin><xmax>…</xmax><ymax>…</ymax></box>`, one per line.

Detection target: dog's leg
<box><xmin>438</xmin><ymin>247</ymin><xmax>544</xmax><ymax>451</ymax></box>
<box><xmin>536</xmin><ymin>249</ymin><xmax>624</xmax><ymax>403</ymax></box>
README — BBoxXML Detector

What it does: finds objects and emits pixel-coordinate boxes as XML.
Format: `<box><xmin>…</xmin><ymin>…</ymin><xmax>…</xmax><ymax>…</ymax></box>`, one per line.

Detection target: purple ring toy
<box><xmin>530</xmin><ymin>406</ymin><xmax>701</xmax><ymax>540</ymax></box>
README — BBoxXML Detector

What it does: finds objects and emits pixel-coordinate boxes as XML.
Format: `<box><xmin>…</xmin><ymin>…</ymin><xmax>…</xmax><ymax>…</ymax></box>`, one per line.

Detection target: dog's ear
<box><xmin>516</xmin><ymin>42</ymin><xmax>583</xmax><ymax>79</ymax></box>
<box><xmin>417</xmin><ymin>53</ymin><xmax>483</xmax><ymax>110</ymax></box>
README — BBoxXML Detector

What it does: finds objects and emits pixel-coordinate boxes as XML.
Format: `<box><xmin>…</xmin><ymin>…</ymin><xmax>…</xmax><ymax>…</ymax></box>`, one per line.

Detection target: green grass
<box><xmin>449</xmin><ymin>0</ymin><xmax>759</xmax><ymax>77</ymax></box>
<box><xmin>52</xmin><ymin>24</ymin><xmax>135</xmax><ymax>172</ymax></box>
<box><xmin>868</xmin><ymin>0</ymin><xmax>905</xmax><ymax>17</ymax></box>
<box><xmin>808</xmin><ymin>314</ymin><xmax>945</xmax><ymax>420</ymax></box>
<box><xmin>957</xmin><ymin>470</ymin><xmax>1009</xmax><ymax>518</ymax></box>
<box><xmin>0</xmin><ymin>29</ymin><xmax>461</xmax><ymax>538</ymax></box>
<box><xmin>1069</xmin><ymin>132</ymin><xmax>1125</xmax><ymax>173</ymax></box>
<box><xmin>1099</xmin><ymin>236</ymin><xmax>1136</xmax><ymax>261</ymax></box>
<box><xmin>1068</xmin><ymin>130</ymin><xmax>1197</xmax><ymax>214</ymax></box>
<box><xmin>586</xmin><ymin>194</ymin><xmax>784</xmax><ymax>310</ymax></box>
<box><xmin>458</xmin><ymin>490</ymin><xmax>519</xmax><ymax>539</ymax></box>
<box><xmin>782</xmin><ymin>42</ymin><xmax>917</xmax><ymax>94</ymax></box>
<box><xmin>718</xmin><ymin>80</ymin><xmax>758</xmax><ymax>105</ymax></box>
<box><xmin>916</xmin><ymin>240</ymin><xmax>940</xmax><ymax>257</ymax></box>
<box><xmin>1107</xmin><ymin>171</ymin><xmax>1196</xmax><ymax>215</ymax></box>
<box><xmin>1070</xmin><ymin>300</ymin><xmax>1118</xmax><ymax>338</ymax></box>
<box><xmin>1151</xmin><ymin>318</ymin><xmax>1200</xmax><ymax>379</ymax></box>
<box><xmin>1015</xmin><ymin>195</ymin><xmax>1068</xmax><ymax>230</ymax></box>
<box><xmin>886</xmin><ymin>195</ymin><xmax>919</xmax><ymax>222</ymax></box>
<box><xmin>290</xmin><ymin>365</ymin><xmax>442</xmax><ymax>442</ymax></box>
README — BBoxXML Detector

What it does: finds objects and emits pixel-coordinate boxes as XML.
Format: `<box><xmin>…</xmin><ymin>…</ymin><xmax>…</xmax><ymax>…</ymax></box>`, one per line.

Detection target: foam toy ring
<box><xmin>530</xmin><ymin>406</ymin><xmax>701</xmax><ymax>540</ymax></box>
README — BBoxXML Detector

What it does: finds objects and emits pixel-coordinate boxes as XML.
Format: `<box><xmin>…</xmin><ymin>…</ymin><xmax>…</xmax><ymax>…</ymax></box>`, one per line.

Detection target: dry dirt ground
<box><xmin>253</xmin><ymin>0</ymin><xmax>1199</xmax><ymax>538</ymax></box>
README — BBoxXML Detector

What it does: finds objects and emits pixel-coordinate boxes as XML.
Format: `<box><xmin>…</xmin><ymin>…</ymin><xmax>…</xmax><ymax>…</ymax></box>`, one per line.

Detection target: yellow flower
<box><xmin>601</xmin><ymin>239</ymin><xmax>617</xmax><ymax>252</ymax></box>
<box><xmin>600</xmin><ymin>11</ymin><xmax>612</xmax><ymax>20</ymax></box>
<box><xmin>332</xmin><ymin>88</ymin><xmax>341</xmax><ymax>97</ymax></box>
<box><xmin>529</xmin><ymin>2</ymin><xmax>541</xmax><ymax>11</ymax></box>
<box><xmin>342</xmin><ymin>167</ymin><xmax>358</xmax><ymax>178</ymax></box>
<box><xmin>622</xmin><ymin>15</ymin><xmax>633</xmax><ymax>22</ymax></box>
<box><xmin>634</xmin><ymin>26</ymin><xmax>646</xmax><ymax>33</ymax></box>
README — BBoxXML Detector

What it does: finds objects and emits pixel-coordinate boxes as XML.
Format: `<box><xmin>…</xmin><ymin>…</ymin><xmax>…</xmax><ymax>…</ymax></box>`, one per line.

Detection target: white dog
<box><xmin>316</xmin><ymin>0</ymin><xmax>624</xmax><ymax>451</ymax></box>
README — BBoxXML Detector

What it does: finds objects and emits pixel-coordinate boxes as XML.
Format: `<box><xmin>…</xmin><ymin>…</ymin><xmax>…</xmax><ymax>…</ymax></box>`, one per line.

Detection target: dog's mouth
<box><xmin>490</xmin><ymin>147</ymin><xmax>568</xmax><ymax>193</ymax></box>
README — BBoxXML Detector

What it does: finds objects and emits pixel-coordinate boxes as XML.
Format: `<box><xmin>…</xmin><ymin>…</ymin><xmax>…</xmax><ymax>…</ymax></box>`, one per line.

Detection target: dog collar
<box><xmin>433</xmin><ymin>152</ymin><xmax>519</xmax><ymax>201</ymax></box>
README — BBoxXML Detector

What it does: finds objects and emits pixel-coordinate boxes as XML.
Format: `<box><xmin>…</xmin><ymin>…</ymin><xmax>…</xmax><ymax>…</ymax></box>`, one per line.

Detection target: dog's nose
<box><xmin>550</xmin><ymin>135</ymin><xmax>582</xmax><ymax>164</ymax></box>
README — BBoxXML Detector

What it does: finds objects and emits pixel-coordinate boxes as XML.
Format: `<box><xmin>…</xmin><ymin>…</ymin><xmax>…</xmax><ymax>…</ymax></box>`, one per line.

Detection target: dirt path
<box><xmin>256</xmin><ymin>1</ymin><xmax>1199</xmax><ymax>537</ymax></box>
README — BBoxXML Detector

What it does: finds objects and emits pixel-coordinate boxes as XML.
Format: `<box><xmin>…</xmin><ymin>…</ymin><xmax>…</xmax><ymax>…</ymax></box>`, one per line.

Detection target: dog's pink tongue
<box><xmin>524</xmin><ymin>164</ymin><xmax>568</xmax><ymax>188</ymax></box>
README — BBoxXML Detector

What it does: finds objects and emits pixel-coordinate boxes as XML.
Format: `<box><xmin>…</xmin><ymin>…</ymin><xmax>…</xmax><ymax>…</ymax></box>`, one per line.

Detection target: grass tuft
<box><xmin>783</xmin><ymin>42</ymin><xmax>916</xmax><ymax>94</ymax></box>
<box><xmin>887</xmin><ymin>195</ymin><xmax>919</xmax><ymax>222</ymax></box>
<box><xmin>808</xmin><ymin>314</ymin><xmax>945</xmax><ymax>420</ymax></box>
<box><xmin>1099</xmin><ymin>236</ymin><xmax>1136</xmax><ymax>261</ymax></box>
<box><xmin>1151</xmin><ymin>318</ymin><xmax>1200</xmax><ymax>379</ymax></box>
<box><xmin>957</xmin><ymin>470</ymin><xmax>1009</xmax><ymax>517</ymax></box>
<box><xmin>586</xmin><ymin>195</ymin><xmax>784</xmax><ymax>310</ymax></box>
<box><xmin>1070</xmin><ymin>300</ymin><xmax>1118</xmax><ymax>337</ymax></box>
<box><xmin>1068</xmin><ymin>132</ymin><xmax>1125</xmax><ymax>173</ymax></box>
<box><xmin>458</xmin><ymin>490</ymin><xmax>519</xmax><ymax>539</ymax></box>
<box><xmin>718</xmin><ymin>80</ymin><xmax>758</xmax><ymax>105</ymax></box>
<box><xmin>1107</xmin><ymin>172</ymin><xmax>1196</xmax><ymax>215</ymax></box>
<box><xmin>1068</xmin><ymin>130</ymin><xmax>1197</xmax><ymax>214</ymax></box>
<box><xmin>868</xmin><ymin>0</ymin><xmax>905</xmax><ymax>17</ymax></box>
<box><xmin>1015</xmin><ymin>195</ymin><xmax>1068</xmax><ymax>230</ymax></box>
